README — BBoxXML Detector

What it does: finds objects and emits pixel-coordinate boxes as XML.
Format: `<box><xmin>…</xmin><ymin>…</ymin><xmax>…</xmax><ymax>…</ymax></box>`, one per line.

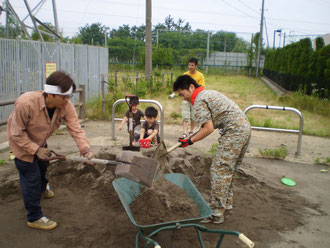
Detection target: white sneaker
<box><xmin>200</xmin><ymin>214</ymin><xmax>224</xmax><ymax>224</ymax></box>
<box><xmin>27</xmin><ymin>216</ymin><xmax>57</xmax><ymax>230</ymax></box>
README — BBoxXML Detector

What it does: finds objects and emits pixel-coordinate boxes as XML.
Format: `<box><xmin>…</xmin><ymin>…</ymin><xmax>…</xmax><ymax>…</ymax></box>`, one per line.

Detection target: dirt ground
<box><xmin>0</xmin><ymin>120</ymin><xmax>329</xmax><ymax>248</ymax></box>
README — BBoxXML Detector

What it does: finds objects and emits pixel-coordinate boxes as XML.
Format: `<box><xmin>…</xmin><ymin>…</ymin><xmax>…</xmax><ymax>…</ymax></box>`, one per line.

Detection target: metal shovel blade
<box><xmin>122</xmin><ymin>145</ymin><xmax>140</xmax><ymax>151</ymax></box>
<box><xmin>115</xmin><ymin>151</ymin><xmax>158</xmax><ymax>187</ymax></box>
<box><xmin>152</xmin><ymin>141</ymin><xmax>168</xmax><ymax>160</ymax></box>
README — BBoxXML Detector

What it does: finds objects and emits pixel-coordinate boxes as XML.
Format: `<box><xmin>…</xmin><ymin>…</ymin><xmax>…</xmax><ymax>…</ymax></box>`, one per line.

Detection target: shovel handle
<box><xmin>239</xmin><ymin>233</ymin><xmax>254</xmax><ymax>248</ymax></box>
<box><xmin>167</xmin><ymin>142</ymin><xmax>182</xmax><ymax>153</ymax></box>
<box><xmin>67</xmin><ymin>156</ymin><xmax>118</xmax><ymax>166</ymax></box>
<box><xmin>167</xmin><ymin>129</ymin><xmax>200</xmax><ymax>153</ymax></box>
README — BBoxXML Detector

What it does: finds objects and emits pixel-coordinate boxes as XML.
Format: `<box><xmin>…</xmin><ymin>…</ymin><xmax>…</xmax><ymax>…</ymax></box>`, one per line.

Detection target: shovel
<box><xmin>47</xmin><ymin>150</ymin><xmax>158</xmax><ymax>187</ymax></box>
<box><xmin>152</xmin><ymin>130</ymin><xmax>199</xmax><ymax>174</ymax></box>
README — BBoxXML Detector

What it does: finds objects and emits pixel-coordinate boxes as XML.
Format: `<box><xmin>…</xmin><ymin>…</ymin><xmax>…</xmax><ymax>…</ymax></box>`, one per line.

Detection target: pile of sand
<box><xmin>130</xmin><ymin>177</ymin><xmax>200</xmax><ymax>225</ymax></box>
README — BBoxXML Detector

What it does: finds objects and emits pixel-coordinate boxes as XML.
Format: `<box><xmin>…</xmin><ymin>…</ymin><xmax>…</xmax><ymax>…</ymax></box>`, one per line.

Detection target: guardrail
<box><xmin>111</xmin><ymin>99</ymin><xmax>164</xmax><ymax>141</ymax></box>
<box><xmin>244</xmin><ymin>105</ymin><xmax>303</xmax><ymax>155</ymax></box>
<box><xmin>0</xmin><ymin>85</ymin><xmax>86</xmax><ymax>126</ymax></box>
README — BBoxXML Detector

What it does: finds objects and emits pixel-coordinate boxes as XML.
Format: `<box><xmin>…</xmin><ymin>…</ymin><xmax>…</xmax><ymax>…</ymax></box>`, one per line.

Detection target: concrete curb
<box><xmin>261</xmin><ymin>76</ymin><xmax>288</xmax><ymax>96</ymax></box>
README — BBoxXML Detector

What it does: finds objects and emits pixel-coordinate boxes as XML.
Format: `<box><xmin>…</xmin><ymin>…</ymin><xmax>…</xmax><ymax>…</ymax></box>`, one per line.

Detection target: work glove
<box><xmin>179</xmin><ymin>138</ymin><xmax>193</xmax><ymax>148</ymax></box>
<box><xmin>36</xmin><ymin>147</ymin><xmax>51</xmax><ymax>160</ymax></box>
<box><xmin>81</xmin><ymin>147</ymin><xmax>94</xmax><ymax>160</ymax></box>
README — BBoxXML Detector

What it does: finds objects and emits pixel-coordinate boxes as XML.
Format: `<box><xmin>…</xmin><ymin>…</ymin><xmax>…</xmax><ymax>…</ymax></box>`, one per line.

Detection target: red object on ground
<box><xmin>139</xmin><ymin>139</ymin><xmax>151</xmax><ymax>148</ymax></box>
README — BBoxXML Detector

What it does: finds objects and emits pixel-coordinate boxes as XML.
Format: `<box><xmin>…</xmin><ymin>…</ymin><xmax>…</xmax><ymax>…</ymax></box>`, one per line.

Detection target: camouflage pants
<box><xmin>210</xmin><ymin>124</ymin><xmax>251</xmax><ymax>216</ymax></box>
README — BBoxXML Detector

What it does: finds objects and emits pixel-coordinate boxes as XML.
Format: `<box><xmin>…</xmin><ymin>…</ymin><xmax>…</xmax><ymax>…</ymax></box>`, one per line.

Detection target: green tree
<box><xmin>0</xmin><ymin>13</ymin><xmax>25</xmax><ymax>39</ymax></box>
<box><xmin>232</xmin><ymin>38</ymin><xmax>249</xmax><ymax>53</ymax></box>
<box><xmin>78</xmin><ymin>23</ymin><xmax>107</xmax><ymax>45</ymax></box>
<box><xmin>131</xmin><ymin>25</ymin><xmax>145</xmax><ymax>41</ymax></box>
<box><xmin>161</xmin><ymin>15</ymin><xmax>191</xmax><ymax>31</ymax></box>
<box><xmin>211</xmin><ymin>32</ymin><xmax>247</xmax><ymax>52</ymax></box>
<box><xmin>315</xmin><ymin>37</ymin><xmax>325</xmax><ymax>51</ymax></box>
<box><xmin>108</xmin><ymin>37</ymin><xmax>144</xmax><ymax>62</ymax></box>
<box><xmin>31</xmin><ymin>22</ymin><xmax>58</xmax><ymax>42</ymax></box>
<box><xmin>110</xmin><ymin>24</ymin><xmax>131</xmax><ymax>39</ymax></box>
<box><xmin>297</xmin><ymin>38</ymin><xmax>312</xmax><ymax>76</ymax></box>
<box><xmin>151</xmin><ymin>47</ymin><xmax>174</xmax><ymax>66</ymax></box>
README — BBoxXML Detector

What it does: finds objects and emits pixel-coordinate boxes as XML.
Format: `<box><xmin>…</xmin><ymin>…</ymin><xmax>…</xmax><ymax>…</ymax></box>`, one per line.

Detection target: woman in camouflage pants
<box><xmin>173</xmin><ymin>75</ymin><xmax>251</xmax><ymax>224</ymax></box>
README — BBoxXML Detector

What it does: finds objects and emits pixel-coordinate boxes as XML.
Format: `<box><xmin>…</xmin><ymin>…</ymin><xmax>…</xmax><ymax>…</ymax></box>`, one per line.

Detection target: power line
<box><xmin>236</xmin><ymin>0</ymin><xmax>260</xmax><ymax>15</ymax></box>
<box><xmin>219</xmin><ymin>0</ymin><xmax>259</xmax><ymax>20</ymax></box>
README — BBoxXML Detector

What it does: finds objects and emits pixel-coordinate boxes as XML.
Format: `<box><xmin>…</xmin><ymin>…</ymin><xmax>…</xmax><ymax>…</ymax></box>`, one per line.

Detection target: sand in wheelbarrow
<box><xmin>130</xmin><ymin>177</ymin><xmax>200</xmax><ymax>225</ymax></box>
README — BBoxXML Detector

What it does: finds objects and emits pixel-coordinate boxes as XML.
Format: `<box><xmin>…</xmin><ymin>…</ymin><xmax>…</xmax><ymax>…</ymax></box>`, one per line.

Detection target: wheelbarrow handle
<box><xmin>239</xmin><ymin>233</ymin><xmax>255</xmax><ymax>248</ymax></box>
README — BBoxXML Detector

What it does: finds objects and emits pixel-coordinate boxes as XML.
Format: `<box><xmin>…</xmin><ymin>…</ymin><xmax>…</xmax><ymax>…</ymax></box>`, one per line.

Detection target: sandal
<box><xmin>179</xmin><ymin>133</ymin><xmax>188</xmax><ymax>139</ymax></box>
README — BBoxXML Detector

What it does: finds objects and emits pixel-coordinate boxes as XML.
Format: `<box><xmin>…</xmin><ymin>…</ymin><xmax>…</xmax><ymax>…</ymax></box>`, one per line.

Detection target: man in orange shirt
<box><xmin>7</xmin><ymin>71</ymin><xmax>93</xmax><ymax>230</ymax></box>
<box><xmin>180</xmin><ymin>57</ymin><xmax>205</xmax><ymax>139</ymax></box>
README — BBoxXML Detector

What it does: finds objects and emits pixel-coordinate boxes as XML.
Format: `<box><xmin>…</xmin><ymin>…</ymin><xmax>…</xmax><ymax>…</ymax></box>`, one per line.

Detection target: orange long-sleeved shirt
<box><xmin>7</xmin><ymin>91</ymin><xmax>90</xmax><ymax>162</ymax></box>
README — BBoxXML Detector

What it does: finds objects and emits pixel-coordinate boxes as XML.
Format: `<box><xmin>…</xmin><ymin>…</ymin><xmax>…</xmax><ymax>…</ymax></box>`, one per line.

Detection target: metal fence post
<box><xmin>162</xmin><ymin>69</ymin><xmax>165</xmax><ymax>87</ymax></box>
<box><xmin>115</xmin><ymin>70</ymin><xmax>118</xmax><ymax>87</ymax></box>
<box><xmin>136</xmin><ymin>71</ymin><xmax>139</xmax><ymax>84</ymax></box>
<box><xmin>171</xmin><ymin>68</ymin><xmax>173</xmax><ymax>81</ymax></box>
<box><xmin>101</xmin><ymin>74</ymin><xmax>105</xmax><ymax>118</ymax></box>
<box><xmin>79</xmin><ymin>84</ymin><xmax>86</xmax><ymax>119</ymax></box>
<box><xmin>112</xmin><ymin>99</ymin><xmax>164</xmax><ymax>141</ymax></box>
<box><xmin>244</xmin><ymin>105</ymin><xmax>303</xmax><ymax>155</ymax></box>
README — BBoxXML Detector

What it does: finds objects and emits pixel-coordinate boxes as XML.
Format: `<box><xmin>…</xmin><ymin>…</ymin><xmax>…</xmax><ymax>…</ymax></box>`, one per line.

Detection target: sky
<box><xmin>1</xmin><ymin>0</ymin><xmax>329</xmax><ymax>47</ymax></box>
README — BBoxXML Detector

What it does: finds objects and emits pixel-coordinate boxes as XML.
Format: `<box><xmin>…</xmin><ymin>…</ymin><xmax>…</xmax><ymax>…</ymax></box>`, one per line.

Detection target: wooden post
<box><xmin>115</xmin><ymin>70</ymin><xmax>118</xmax><ymax>87</ymax></box>
<box><xmin>136</xmin><ymin>71</ymin><xmax>139</xmax><ymax>84</ymax></box>
<box><xmin>101</xmin><ymin>74</ymin><xmax>105</xmax><ymax>118</ymax></box>
<box><xmin>79</xmin><ymin>84</ymin><xmax>86</xmax><ymax>119</ymax></box>
<box><xmin>162</xmin><ymin>69</ymin><xmax>165</xmax><ymax>87</ymax></box>
<box><xmin>171</xmin><ymin>68</ymin><xmax>173</xmax><ymax>81</ymax></box>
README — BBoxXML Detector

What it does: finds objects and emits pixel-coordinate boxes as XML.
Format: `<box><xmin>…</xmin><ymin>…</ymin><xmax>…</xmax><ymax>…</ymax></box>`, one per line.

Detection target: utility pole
<box><xmin>145</xmin><ymin>0</ymin><xmax>152</xmax><ymax>81</ymax></box>
<box><xmin>278</xmin><ymin>30</ymin><xmax>282</xmax><ymax>48</ymax></box>
<box><xmin>264</xmin><ymin>17</ymin><xmax>269</xmax><ymax>48</ymax></box>
<box><xmin>283</xmin><ymin>32</ymin><xmax>286</xmax><ymax>47</ymax></box>
<box><xmin>156</xmin><ymin>29</ymin><xmax>159</xmax><ymax>47</ymax></box>
<box><xmin>256</xmin><ymin>0</ymin><xmax>265</xmax><ymax>77</ymax></box>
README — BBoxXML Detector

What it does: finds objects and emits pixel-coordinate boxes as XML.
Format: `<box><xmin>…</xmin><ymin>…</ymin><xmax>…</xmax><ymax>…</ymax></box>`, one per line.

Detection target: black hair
<box><xmin>129</xmin><ymin>96</ymin><xmax>139</xmax><ymax>105</ymax></box>
<box><xmin>188</xmin><ymin>57</ymin><xmax>198</xmax><ymax>65</ymax></box>
<box><xmin>145</xmin><ymin>106</ymin><xmax>158</xmax><ymax>118</ymax></box>
<box><xmin>173</xmin><ymin>75</ymin><xmax>200</xmax><ymax>91</ymax></box>
<box><xmin>46</xmin><ymin>71</ymin><xmax>76</xmax><ymax>93</ymax></box>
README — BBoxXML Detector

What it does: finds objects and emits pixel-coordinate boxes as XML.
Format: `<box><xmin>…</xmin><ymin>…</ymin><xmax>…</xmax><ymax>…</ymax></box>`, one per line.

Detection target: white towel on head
<box><xmin>44</xmin><ymin>84</ymin><xmax>73</xmax><ymax>95</ymax></box>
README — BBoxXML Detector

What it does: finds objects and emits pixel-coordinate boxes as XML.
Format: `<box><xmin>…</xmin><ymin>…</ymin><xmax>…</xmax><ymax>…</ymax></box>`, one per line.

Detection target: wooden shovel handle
<box><xmin>167</xmin><ymin>129</ymin><xmax>200</xmax><ymax>153</ymax></box>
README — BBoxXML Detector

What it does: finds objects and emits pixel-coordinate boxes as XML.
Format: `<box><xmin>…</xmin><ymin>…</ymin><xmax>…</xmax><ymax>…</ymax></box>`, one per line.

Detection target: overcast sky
<box><xmin>1</xmin><ymin>0</ymin><xmax>329</xmax><ymax>46</ymax></box>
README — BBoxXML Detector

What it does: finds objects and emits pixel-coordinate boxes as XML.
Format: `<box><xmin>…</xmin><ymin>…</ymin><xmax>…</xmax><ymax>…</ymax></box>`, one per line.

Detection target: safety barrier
<box><xmin>111</xmin><ymin>99</ymin><xmax>164</xmax><ymax>141</ymax></box>
<box><xmin>244</xmin><ymin>105</ymin><xmax>303</xmax><ymax>155</ymax></box>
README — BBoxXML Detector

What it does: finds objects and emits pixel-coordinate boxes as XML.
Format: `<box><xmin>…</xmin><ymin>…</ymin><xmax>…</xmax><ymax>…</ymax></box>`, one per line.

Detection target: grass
<box><xmin>258</xmin><ymin>146</ymin><xmax>288</xmax><ymax>159</ymax></box>
<box><xmin>0</xmin><ymin>159</ymin><xmax>6</xmax><ymax>166</ymax></box>
<box><xmin>85</xmin><ymin>72</ymin><xmax>330</xmax><ymax>137</ymax></box>
<box><xmin>314</xmin><ymin>157</ymin><xmax>330</xmax><ymax>165</ymax></box>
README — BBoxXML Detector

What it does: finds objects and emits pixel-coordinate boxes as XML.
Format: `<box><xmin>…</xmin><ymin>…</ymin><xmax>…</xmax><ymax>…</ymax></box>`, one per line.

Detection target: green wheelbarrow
<box><xmin>112</xmin><ymin>173</ymin><xmax>255</xmax><ymax>248</ymax></box>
